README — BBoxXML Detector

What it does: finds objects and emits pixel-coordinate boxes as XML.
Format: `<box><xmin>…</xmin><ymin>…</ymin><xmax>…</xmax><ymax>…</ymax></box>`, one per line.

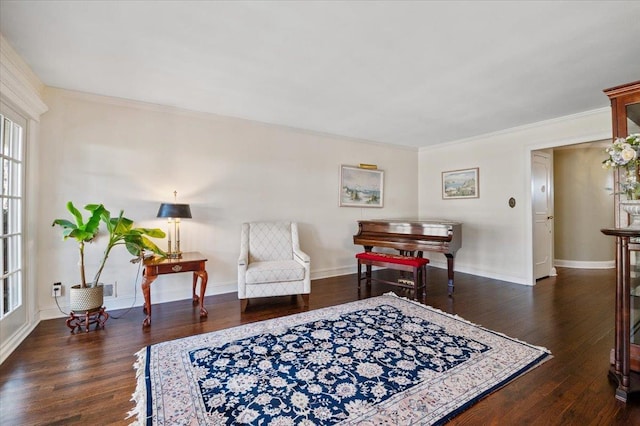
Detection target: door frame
<box><xmin>525</xmin><ymin>130</ymin><xmax>610</xmax><ymax>285</ymax></box>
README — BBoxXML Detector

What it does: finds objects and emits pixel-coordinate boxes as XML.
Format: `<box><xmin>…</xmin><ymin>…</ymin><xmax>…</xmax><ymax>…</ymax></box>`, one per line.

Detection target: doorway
<box><xmin>530</xmin><ymin>141</ymin><xmax>615</xmax><ymax>283</ymax></box>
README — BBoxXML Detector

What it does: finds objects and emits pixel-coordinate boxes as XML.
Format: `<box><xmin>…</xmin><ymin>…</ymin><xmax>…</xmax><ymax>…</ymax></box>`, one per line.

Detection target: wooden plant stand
<box><xmin>66</xmin><ymin>307</ymin><xmax>109</xmax><ymax>333</ymax></box>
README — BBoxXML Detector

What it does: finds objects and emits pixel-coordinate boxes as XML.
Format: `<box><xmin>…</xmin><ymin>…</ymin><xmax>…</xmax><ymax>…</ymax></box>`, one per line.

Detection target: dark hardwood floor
<box><xmin>1</xmin><ymin>267</ymin><xmax>639</xmax><ymax>425</ymax></box>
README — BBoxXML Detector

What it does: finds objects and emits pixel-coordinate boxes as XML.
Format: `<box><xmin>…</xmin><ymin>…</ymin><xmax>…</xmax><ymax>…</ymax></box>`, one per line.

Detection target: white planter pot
<box><xmin>69</xmin><ymin>284</ymin><xmax>104</xmax><ymax>312</ymax></box>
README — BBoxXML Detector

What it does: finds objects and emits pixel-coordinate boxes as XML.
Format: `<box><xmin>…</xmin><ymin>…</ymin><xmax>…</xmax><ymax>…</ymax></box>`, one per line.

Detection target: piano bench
<box><xmin>355</xmin><ymin>252</ymin><xmax>429</xmax><ymax>299</ymax></box>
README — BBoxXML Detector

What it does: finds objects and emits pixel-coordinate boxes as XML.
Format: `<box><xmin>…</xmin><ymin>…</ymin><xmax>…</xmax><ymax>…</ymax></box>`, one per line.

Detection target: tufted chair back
<box><xmin>247</xmin><ymin>222</ymin><xmax>294</xmax><ymax>263</ymax></box>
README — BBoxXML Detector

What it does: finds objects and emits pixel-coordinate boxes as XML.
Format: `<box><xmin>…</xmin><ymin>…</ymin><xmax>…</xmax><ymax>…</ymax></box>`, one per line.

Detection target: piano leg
<box><xmin>446</xmin><ymin>254</ymin><xmax>455</xmax><ymax>296</ymax></box>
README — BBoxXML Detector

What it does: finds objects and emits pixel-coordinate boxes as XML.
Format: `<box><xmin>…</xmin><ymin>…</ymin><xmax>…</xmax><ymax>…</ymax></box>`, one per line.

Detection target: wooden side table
<box><xmin>141</xmin><ymin>251</ymin><xmax>208</xmax><ymax>327</ymax></box>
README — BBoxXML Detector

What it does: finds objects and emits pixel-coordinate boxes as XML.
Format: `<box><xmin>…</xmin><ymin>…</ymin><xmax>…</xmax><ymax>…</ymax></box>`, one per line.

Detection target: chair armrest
<box><xmin>293</xmin><ymin>248</ymin><xmax>310</xmax><ymax>263</ymax></box>
<box><xmin>238</xmin><ymin>222</ymin><xmax>250</xmax><ymax>266</ymax></box>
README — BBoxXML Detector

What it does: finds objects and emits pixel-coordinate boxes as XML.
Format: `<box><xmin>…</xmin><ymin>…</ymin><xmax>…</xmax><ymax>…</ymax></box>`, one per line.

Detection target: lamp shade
<box><xmin>157</xmin><ymin>203</ymin><xmax>192</xmax><ymax>219</ymax></box>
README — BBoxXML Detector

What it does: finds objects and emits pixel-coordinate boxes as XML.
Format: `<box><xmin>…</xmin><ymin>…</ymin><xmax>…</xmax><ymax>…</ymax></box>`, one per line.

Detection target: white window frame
<box><xmin>0</xmin><ymin>112</ymin><xmax>24</xmax><ymax>319</ymax></box>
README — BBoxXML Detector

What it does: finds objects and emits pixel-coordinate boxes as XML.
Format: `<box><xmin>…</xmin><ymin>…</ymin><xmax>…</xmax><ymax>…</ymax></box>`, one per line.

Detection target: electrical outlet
<box><xmin>52</xmin><ymin>282</ymin><xmax>62</xmax><ymax>298</ymax></box>
<box><xmin>103</xmin><ymin>283</ymin><xmax>114</xmax><ymax>297</ymax></box>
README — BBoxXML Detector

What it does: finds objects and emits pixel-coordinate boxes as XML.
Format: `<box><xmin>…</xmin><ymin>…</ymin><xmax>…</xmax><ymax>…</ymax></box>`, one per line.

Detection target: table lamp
<box><xmin>157</xmin><ymin>191</ymin><xmax>192</xmax><ymax>258</ymax></box>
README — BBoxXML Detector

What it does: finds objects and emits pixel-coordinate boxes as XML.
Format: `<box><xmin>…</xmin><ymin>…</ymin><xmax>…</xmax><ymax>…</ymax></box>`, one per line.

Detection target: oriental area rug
<box><xmin>129</xmin><ymin>293</ymin><xmax>551</xmax><ymax>425</ymax></box>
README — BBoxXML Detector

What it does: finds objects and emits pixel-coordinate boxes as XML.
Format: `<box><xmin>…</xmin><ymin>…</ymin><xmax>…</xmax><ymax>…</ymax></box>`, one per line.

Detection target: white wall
<box><xmin>37</xmin><ymin>88</ymin><xmax>419</xmax><ymax>318</ymax></box>
<box><xmin>418</xmin><ymin>109</ymin><xmax>612</xmax><ymax>285</ymax></box>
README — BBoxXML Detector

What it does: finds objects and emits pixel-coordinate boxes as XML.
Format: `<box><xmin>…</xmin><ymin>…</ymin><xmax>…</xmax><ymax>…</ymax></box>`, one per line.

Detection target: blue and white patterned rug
<box><xmin>129</xmin><ymin>293</ymin><xmax>551</xmax><ymax>425</ymax></box>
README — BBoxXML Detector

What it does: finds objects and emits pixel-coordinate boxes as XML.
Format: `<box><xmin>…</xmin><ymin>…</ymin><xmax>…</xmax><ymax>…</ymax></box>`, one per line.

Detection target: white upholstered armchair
<box><xmin>238</xmin><ymin>222</ymin><xmax>310</xmax><ymax>311</ymax></box>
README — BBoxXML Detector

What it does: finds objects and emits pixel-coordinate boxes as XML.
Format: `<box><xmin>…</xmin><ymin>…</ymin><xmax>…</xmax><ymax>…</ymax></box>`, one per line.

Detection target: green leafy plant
<box><xmin>52</xmin><ymin>201</ymin><xmax>166</xmax><ymax>288</ymax></box>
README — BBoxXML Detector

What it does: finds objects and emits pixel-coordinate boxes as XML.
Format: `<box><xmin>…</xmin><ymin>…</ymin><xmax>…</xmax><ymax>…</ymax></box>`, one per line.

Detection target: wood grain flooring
<box><xmin>1</xmin><ymin>267</ymin><xmax>639</xmax><ymax>425</ymax></box>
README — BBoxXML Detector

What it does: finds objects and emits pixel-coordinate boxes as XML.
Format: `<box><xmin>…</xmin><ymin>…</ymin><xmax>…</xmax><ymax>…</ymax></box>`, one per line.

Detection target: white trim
<box><xmin>39</xmin><ymin>282</ymin><xmax>240</xmax><ymax>320</ymax></box>
<box><xmin>524</xmin><ymin>116</ymin><xmax>612</xmax><ymax>286</ymax></box>
<box><xmin>554</xmin><ymin>259</ymin><xmax>615</xmax><ymax>269</ymax></box>
<box><xmin>419</xmin><ymin>107</ymin><xmax>611</xmax><ymax>152</ymax></box>
<box><xmin>0</xmin><ymin>34</ymin><xmax>48</xmax><ymax>363</ymax></box>
<box><xmin>0</xmin><ymin>35</ymin><xmax>46</xmax><ymax>364</ymax></box>
<box><xmin>38</xmin><ymin>265</ymin><xmax>369</xmax><ymax>320</ymax></box>
<box><xmin>426</xmin><ymin>259</ymin><xmax>530</xmax><ymax>286</ymax></box>
<box><xmin>0</xmin><ymin>34</ymin><xmax>48</xmax><ymax>120</ymax></box>
<box><xmin>48</xmin><ymin>87</ymin><xmax>417</xmax><ymax>152</ymax></box>
<box><xmin>0</xmin><ymin>320</ymin><xmax>38</xmax><ymax>364</ymax></box>
<box><xmin>311</xmin><ymin>265</ymin><xmax>357</xmax><ymax>280</ymax></box>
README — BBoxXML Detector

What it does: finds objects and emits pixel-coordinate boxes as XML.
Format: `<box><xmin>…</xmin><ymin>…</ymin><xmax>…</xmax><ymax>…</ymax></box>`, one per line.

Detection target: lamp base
<box><xmin>167</xmin><ymin>252</ymin><xmax>183</xmax><ymax>259</ymax></box>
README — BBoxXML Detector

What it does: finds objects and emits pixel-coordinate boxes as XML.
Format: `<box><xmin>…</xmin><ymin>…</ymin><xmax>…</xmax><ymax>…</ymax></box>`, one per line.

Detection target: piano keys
<box><xmin>353</xmin><ymin>219</ymin><xmax>462</xmax><ymax>295</ymax></box>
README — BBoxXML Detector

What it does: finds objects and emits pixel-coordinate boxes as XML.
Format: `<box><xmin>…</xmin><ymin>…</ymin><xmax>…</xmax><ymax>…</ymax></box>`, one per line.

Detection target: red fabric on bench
<box><xmin>355</xmin><ymin>252</ymin><xmax>429</xmax><ymax>267</ymax></box>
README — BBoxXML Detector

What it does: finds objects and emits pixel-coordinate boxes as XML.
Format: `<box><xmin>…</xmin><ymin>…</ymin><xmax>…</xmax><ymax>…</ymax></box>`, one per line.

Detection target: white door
<box><xmin>532</xmin><ymin>151</ymin><xmax>553</xmax><ymax>280</ymax></box>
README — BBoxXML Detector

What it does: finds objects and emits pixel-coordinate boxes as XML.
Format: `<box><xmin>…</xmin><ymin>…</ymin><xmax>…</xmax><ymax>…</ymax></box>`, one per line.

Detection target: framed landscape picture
<box><xmin>340</xmin><ymin>165</ymin><xmax>384</xmax><ymax>207</ymax></box>
<box><xmin>442</xmin><ymin>167</ymin><xmax>479</xmax><ymax>199</ymax></box>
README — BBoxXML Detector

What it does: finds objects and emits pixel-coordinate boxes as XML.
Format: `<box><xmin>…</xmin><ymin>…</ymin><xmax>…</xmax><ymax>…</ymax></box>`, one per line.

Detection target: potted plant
<box><xmin>52</xmin><ymin>201</ymin><xmax>166</xmax><ymax>312</ymax></box>
<box><xmin>603</xmin><ymin>133</ymin><xmax>640</xmax><ymax>227</ymax></box>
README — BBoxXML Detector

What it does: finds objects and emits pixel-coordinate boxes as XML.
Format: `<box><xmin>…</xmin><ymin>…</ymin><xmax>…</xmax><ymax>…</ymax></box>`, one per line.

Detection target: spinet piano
<box><xmin>353</xmin><ymin>219</ymin><xmax>462</xmax><ymax>295</ymax></box>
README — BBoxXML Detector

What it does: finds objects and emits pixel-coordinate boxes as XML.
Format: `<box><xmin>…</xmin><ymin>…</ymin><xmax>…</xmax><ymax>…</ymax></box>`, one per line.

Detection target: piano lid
<box><xmin>357</xmin><ymin>218</ymin><xmax>461</xmax><ymax>238</ymax></box>
<box><xmin>363</xmin><ymin>218</ymin><xmax>461</xmax><ymax>225</ymax></box>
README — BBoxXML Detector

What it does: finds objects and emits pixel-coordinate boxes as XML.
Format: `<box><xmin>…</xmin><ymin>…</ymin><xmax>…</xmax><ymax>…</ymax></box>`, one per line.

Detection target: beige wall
<box><xmin>418</xmin><ymin>109</ymin><xmax>612</xmax><ymax>284</ymax></box>
<box><xmin>36</xmin><ymin>87</ymin><xmax>617</xmax><ymax>316</ymax></box>
<box><xmin>553</xmin><ymin>144</ymin><xmax>614</xmax><ymax>263</ymax></box>
<box><xmin>37</xmin><ymin>88</ymin><xmax>419</xmax><ymax>318</ymax></box>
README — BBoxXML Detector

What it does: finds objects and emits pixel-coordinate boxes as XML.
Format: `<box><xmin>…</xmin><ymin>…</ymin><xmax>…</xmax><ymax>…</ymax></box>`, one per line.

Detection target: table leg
<box><xmin>141</xmin><ymin>273</ymin><xmax>157</xmax><ymax>327</ymax></box>
<box><xmin>194</xmin><ymin>269</ymin><xmax>208</xmax><ymax>317</ymax></box>
<box><xmin>192</xmin><ymin>272</ymin><xmax>199</xmax><ymax>305</ymax></box>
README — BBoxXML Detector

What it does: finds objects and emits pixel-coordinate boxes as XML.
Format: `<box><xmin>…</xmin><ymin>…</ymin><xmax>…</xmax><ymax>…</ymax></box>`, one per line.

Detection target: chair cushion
<box><xmin>248</xmin><ymin>222</ymin><xmax>294</xmax><ymax>262</ymax></box>
<box><xmin>356</xmin><ymin>252</ymin><xmax>429</xmax><ymax>267</ymax></box>
<box><xmin>245</xmin><ymin>260</ymin><xmax>306</xmax><ymax>284</ymax></box>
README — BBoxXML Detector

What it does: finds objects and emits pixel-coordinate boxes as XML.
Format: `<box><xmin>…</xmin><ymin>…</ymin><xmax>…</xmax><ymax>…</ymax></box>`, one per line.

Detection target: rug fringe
<box><xmin>126</xmin><ymin>347</ymin><xmax>148</xmax><ymax>426</ymax></box>
<box><xmin>382</xmin><ymin>292</ymin><xmax>552</xmax><ymax>355</ymax></box>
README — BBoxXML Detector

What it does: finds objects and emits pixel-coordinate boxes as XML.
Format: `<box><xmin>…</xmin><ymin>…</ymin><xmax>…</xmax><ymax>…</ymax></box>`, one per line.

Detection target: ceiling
<box><xmin>1</xmin><ymin>1</ymin><xmax>639</xmax><ymax>148</ymax></box>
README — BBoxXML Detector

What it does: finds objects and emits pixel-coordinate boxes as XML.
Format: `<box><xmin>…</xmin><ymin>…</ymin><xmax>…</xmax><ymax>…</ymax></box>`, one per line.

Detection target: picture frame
<box><xmin>442</xmin><ymin>167</ymin><xmax>479</xmax><ymax>199</ymax></box>
<box><xmin>339</xmin><ymin>165</ymin><xmax>384</xmax><ymax>207</ymax></box>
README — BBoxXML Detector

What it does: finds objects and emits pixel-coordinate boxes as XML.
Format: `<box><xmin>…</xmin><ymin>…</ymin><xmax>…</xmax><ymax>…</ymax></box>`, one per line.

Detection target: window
<box><xmin>0</xmin><ymin>113</ymin><xmax>23</xmax><ymax>318</ymax></box>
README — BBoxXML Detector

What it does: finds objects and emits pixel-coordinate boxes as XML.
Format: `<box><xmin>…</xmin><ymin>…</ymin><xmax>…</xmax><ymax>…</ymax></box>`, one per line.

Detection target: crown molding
<box><xmin>419</xmin><ymin>107</ymin><xmax>611</xmax><ymax>152</ymax></box>
<box><xmin>0</xmin><ymin>34</ymin><xmax>48</xmax><ymax>120</ymax></box>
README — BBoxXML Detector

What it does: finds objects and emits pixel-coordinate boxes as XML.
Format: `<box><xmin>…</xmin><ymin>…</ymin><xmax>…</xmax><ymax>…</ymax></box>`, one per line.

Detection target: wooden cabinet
<box><xmin>602</xmin><ymin>80</ymin><xmax>640</xmax><ymax>402</ymax></box>
<box><xmin>600</xmin><ymin>229</ymin><xmax>640</xmax><ymax>401</ymax></box>
<box><xmin>604</xmin><ymin>81</ymin><xmax>640</xmax><ymax>228</ymax></box>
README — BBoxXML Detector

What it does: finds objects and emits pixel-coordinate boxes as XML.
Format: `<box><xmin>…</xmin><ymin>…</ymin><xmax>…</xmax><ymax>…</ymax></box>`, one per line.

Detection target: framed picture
<box><xmin>442</xmin><ymin>167</ymin><xmax>479</xmax><ymax>199</ymax></box>
<box><xmin>340</xmin><ymin>165</ymin><xmax>384</xmax><ymax>207</ymax></box>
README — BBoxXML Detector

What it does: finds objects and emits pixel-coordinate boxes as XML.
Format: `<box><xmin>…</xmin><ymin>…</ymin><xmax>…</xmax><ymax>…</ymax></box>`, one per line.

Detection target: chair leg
<box><xmin>240</xmin><ymin>299</ymin><xmax>249</xmax><ymax>312</ymax></box>
<box><xmin>357</xmin><ymin>260</ymin><xmax>362</xmax><ymax>291</ymax></box>
<box><xmin>301</xmin><ymin>294</ymin><xmax>309</xmax><ymax>307</ymax></box>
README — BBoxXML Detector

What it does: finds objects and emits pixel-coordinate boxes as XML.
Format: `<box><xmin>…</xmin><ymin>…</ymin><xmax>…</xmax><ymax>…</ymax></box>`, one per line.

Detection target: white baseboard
<box><xmin>426</xmin><ymin>260</ymin><xmax>530</xmax><ymax>286</ymax></box>
<box><xmin>38</xmin><ymin>282</ymin><xmax>239</xmax><ymax>320</ymax></box>
<box><xmin>0</xmin><ymin>320</ymin><xmax>39</xmax><ymax>365</ymax></box>
<box><xmin>311</xmin><ymin>265</ymin><xmax>371</xmax><ymax>280</ymax></box>
<box><xmin>554</xmin><ymin>259</ymin><xmax>615</xmax><ymax>269</ymax></box>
